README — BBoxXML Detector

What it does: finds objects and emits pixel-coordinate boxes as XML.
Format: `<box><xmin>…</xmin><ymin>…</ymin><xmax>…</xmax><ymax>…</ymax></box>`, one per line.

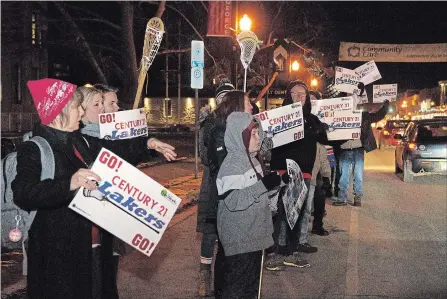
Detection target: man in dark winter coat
<box><xmin>333</xmin><ymin>99</ymin><xmax>389</xmax><ymax>207</ymax></box>
<box><xmin>269</xmin><ymin>80</ymin><xmax>328</xmax><ymax>263</ymax></box>
<box><xmin>196</xmin><ymin>79</ymin><xmax>235</xmax><ymax>297</ymax></box>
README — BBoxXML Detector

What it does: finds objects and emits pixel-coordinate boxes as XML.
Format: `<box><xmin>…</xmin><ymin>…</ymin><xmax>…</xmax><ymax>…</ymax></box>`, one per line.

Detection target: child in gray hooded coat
<box><xmin>216</xmin><ymin>112</ymin><xmax>283</xmax><ymax>299</ymax></box>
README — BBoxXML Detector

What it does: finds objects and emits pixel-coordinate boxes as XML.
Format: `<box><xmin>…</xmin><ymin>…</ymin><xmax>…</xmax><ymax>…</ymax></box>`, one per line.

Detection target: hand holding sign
<box><xmin>70</xmin><ymin>169</ymin><xmax>101</xmax><ymax>191</ymax></box>
<box><xmin>147</xmin><ymin>138</ymin><xmax>177</xmax><ymax>161</ymax></box>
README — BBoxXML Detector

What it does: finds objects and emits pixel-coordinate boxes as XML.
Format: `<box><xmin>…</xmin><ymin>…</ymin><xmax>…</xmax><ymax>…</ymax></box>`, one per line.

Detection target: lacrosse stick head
<box><xmin>141</xmin><ymin>17</ymin><xmax>165</xmax><ymax>72</ymax></box>
<box><xmin>236</xmin><ymin>31</ymin><xmax>258</xmax><ymax>69</ymax></box>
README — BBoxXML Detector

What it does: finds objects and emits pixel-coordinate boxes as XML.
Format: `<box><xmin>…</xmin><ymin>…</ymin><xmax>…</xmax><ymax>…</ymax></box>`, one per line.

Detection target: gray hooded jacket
<box><xmin>216</xmin><ymin>112</ymin><xmax>273</xmax><ymax>256</ymax></box>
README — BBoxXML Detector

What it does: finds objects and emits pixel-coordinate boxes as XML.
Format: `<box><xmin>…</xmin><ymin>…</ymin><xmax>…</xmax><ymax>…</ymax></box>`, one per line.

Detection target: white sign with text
<box><xmin>335</xmin><ymin>67</ymin><xmax>360</xmax><ymax>93</ymax></box>
<box><xmin>69</xmin><ymin>148</ymin><xmax>182</xmax><ymax>257</ymax></box>
<box><xmin>322</xmin><ymin>110</ymin><xmax>363</xmax><ymax>140</ymax></box>
<box><xmin>256</xmin><ymin>103</ymin><xmax>304</xmax><ymax>148</ymax></box>
<box><xmin>311</xmin><ymin>96</ymin><xmax>354</xmax><ymax>120</ymax></box>
<box><xmin>99</xmin><ymin>109</ymin><xmax>148</xmax><ymax>140</ymax></box>
<box><xmin>373</xmin><ymin>84</ymin><xmax>398</xmax><ymax>103</ymax></box>
<box><xmin>354</xmin><ymin>60</ymin><xmax>382</xmax><ymax>85</ymax></box>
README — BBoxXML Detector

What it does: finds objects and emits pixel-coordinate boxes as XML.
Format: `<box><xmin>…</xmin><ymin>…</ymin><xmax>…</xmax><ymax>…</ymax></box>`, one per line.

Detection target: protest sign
<box><xmin>373</xmin><ymin>84</ymin><xmax>398</xmax><ymax>103</ymax></box>
<box><xmin>334</xmin><ymin>67</ymin><xmax>360</xmax><ymax>93</ymax></box>
<box><xmin>311</xmin><ymin>96</ymin><xmax>354</xmax><ymax>120</ymax></box>
<box><xmin>339</xmin><ymin>42</ymin><xmax>447</xmax><ymax>63</ymax></box>
<box><xmin>283</xmin><ymin>159</ymin><xmax>308</xmax><ymax>229</ymax></box>
<box><xmin>69</xmin><ymin>148</ymin><xmax>181</xmax><ymax>257</ymax></box>
<box><xmin>256</xmin><ymin>103</ymin><xmax>304</xmax><ymax>148</ymax></box>
<box><xmin>99</xmin><ymin>109</ymin><xmax>148</xmax><ymax>140</ymax></box>
<box><xmin>354</xmin><ymin>60</ymin><xmax>382</xmax><ymax>85</ymax></box>
<box><xmin>322</xmin><ymin>110</ymin><xmax>363</xmax><ymax>140</ymax></box>
<box><xmin>352</xmin><ymin>89</ymin><xmax>369</xmax><ymax>105</ymax></box>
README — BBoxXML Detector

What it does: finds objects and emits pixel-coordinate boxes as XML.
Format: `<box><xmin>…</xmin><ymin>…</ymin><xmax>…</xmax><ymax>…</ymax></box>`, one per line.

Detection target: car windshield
<box><xmin>416</xmin><ymin>122</ymin><xmax>447</xmax><ymax>142</ymax></box>
<box><xmin>386</xmin><ymin>120</ymin><xmax>410</xmax><ymax>129</ymax></box>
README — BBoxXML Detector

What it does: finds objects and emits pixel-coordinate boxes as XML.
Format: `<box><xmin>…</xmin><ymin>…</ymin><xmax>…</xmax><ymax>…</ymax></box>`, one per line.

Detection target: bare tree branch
<box><xmin>200</xmin><ymin>1</ymin><xmax>208</xmax><ymax>12</ymax></box>
<box><xmin>157</xmin><ymin>48</ymin><xmax>191</xmax><ymax>55</ymax></box>
<box><xmin>48</xmin><ymin>17</ymin><xmax>121</xmax><ymax>31</ymax></box>
<box><xmin>145</xmin><ymin>1</ymin><xmax>218</xmax><ymax>68</ymax></box>
<box><xmin>54</xmin><ymin>2</ymin><xmax>108</xmax><ymax>83</ymax></box>
<box><xmin>64</xmin><ymin>3</ymin><xmax>121</xmax><ymax>30</ymax></box>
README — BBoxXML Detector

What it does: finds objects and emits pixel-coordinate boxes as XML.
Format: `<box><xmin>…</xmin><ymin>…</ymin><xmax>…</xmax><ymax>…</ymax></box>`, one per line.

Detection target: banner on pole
<box><xmin>322</xmin><ymin>110</ymin><xmax>363</xmax><ymax>140</ymax></box>
<box><xmin>311</xmin><ymin>96</ymin><xmax>354</xmax><ymax>120</ymax></box>
<box><xmin>354</xmin><ymin>60</ymin><xmax>382</xmax><ymax>85</ymax></box>
<box><xmin>334</xmin><ymin>67</ymin><xmax>359</xmax><ymax>94</ymax></box>
<box><xmin>256</xmin><ymin>103</ymin><xmax>304</xmax><ymax>148</ymax></box>
<box><xmin>373</xmin><ymin>84</ymin><xmax>398</xmax><ymax>103</ymax></box>
<box><xmin>283</xmin><ymin>159</ymin><xmax>307</xmax><ymax>229</ymax></box>
<box><xmin>339</xmin><ymin>42</ymin><xmax>447</xmax><ymax>62</ymax></box>
<box><xmin>99</xmin><ymin>109</ymin><xmax>148</xmax><ymax>140</ymax></box>
<box><xmin>206</xmin><ymin>1</ymin><xmax>233</xmax><ymax>37</ymax></box>
<box><xmin>70</xmin><ymin>149</ymin><xmax>182</xmax><ymax>258</ymax></box>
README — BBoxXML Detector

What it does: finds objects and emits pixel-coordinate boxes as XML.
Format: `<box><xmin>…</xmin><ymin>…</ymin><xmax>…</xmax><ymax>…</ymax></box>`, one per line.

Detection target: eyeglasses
<box><xmin>291</xmin><ymin>92</ymin><xmax>307</xmax><ymax>98</ymax></box>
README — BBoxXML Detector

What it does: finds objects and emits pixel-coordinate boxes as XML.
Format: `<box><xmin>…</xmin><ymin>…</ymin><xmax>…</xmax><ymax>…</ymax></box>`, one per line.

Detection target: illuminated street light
<box><xmin>431</xmin><ymin>101</ymin><xmax>435</xmax><ymax>106</ymax></box>
<box><xmin>84</xmin><ymin>83</ymin><xmax>93</xmax><ymax>88</ymax></box>
<box><xmin>239</xmin><ymin>14</ymin><xmax>252</xmax><ymax>32</ymax></box>
<box><xmin>311</xmin><ymin>78</ymin><xmax>318</xmax><ymax>87</ymax></box>
<box><xmin>291</xmin><ymin>60</ymin><xmax>300</xmax><ymax>71</ymax></box>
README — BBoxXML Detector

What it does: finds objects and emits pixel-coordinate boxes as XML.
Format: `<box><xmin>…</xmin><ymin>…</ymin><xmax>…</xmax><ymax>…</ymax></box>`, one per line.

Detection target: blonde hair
<box><xmin>78</xmin><ymin>86</ymin><xmax>102</xmax><ymax>109</ymax></box>
<box><xmin>50</xmin><ymin>89</ymin><xmax>84</xmax><ymax>128</ymax></box>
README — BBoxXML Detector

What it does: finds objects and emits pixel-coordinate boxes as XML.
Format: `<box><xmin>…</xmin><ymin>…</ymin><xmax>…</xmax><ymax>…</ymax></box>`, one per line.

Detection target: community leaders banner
<box><xmin>335</xmin><ymin>67</ymin><xmax>359</xmax><ymax>93</ymax></box>
<box><xmin>373</xmin><ymin>84</ymin><xmax>398</xmax><ymax>103</ymax></box>
<box><xmin>70</xmin><ymin>148</ymin><xmax>181</xmax><ymax>257</ymax></box>
<box><xmin>311</xmin><ymin>96</ymin><xmax>354</xmax><ymax>120</ymax></box>
<box><xmin>256</xmin><ymin>103</ymin><xmax>304</xmax><ymax>148</ymax></box>
<box><xmin>339</xmin><ymin>42</ymin><xmax>447</xmax><ymax>63</ymax></box>
<box><xmin>322</xmin><ymin>110</ymin><xmax>363</xmax><ymax>140</ymax></box>
<box><xmin>99</xmin><ymin>109</ymin><xmax>148</xmax><ymax>140</ymax></box>
<box><xmin>354</xmin><ymin>60</ymin><xmax>382</xmax><ymax>85</ymax></box>
<box><xmin>283</xmin><ymin>159</ymin><xmax>308</xmax><ymax>229</ymax></box>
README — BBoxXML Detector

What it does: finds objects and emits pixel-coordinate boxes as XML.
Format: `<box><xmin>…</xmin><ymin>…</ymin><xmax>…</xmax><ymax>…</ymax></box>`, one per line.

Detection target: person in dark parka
<box><xmin>12</xmin><ymin>79</ymin><xmax>175</xmax><ymax>299</ymax></box>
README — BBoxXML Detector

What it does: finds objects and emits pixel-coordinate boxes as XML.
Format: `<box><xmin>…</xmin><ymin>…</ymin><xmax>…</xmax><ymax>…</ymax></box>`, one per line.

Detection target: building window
<box><xmin>31</xmin><ymin>13</ymin><xmax>41</xmax><ymax>45</ymax></box>
<box><xmin>13</xmin><ymin>64</ymin><xmax>22</xmax><ymax>104</ymax></box>
<box><xmin>164</xmin><ymin>98</ymin><xmax>172</xmax><ymax>117</ymax></box>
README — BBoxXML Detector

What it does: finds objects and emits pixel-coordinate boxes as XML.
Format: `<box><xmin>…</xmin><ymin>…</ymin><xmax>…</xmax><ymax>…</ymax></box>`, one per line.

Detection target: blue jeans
<box><xmin>338</xmin><ymin>148</ymin><xmax>364</xmax><ymax>202</ymax></box>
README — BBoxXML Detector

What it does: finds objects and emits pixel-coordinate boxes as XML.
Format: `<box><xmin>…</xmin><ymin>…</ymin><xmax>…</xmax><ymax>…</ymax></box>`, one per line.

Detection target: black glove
<box><xmin>261</xmin><ymin>172</ymin><xmax>281</xmax><ymax>190</ymax></box>
<box><xmin>281</xmin><ymin>173</ymin><xmax>290</xmax><ymax>184</ymax></box>
<box><xmin>322</xmin><ymin>177</ymin><xmax>333</xmax><ymax>198</ymax></box>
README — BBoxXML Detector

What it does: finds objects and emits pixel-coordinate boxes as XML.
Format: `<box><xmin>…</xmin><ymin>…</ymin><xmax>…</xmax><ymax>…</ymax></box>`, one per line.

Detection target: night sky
<box><xmin>45</xmin><ymin>1</ymin><xmax>447</xmax><ymax>93</ymax></box>
<box><xmin>322</xmin><ymin>1</ymin><xmax>447</xmax><ymax>90</ymax></box>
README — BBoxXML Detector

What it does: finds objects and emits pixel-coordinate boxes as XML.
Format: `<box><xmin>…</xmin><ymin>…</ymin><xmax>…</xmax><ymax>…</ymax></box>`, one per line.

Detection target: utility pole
<box><xmin>177</xmin><ymin>19</ymin><xmax>182</xmax><ymax>122</ymax></box>
<box><xmin>164</xmin><ymin>28</ymin><xmax>169</xmax><ymax>123</ymax></box>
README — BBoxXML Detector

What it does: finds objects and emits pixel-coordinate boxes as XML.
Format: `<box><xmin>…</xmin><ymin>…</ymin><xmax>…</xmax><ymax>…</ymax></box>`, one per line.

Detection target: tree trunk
<box><xmin>54</xmin><ymin>2</ymin><xmax>107</xmax><ymax>84</ymax></box>
<box><xmin>120</xmin><ymin>2</ymin><xmax>138</xmax><ymax>107</ymax></box>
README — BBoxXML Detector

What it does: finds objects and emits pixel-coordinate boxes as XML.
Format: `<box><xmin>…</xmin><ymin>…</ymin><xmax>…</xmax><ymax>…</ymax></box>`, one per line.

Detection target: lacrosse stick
<box><xmin>133</xmin><ymin>17</ymin><xmax>165</xmax><ymax>109</ymax></box>
<box><xmin>258</xmin><ymin>249</ymin><xmax>265</xmax><ymax>299</ymax></box>
<box><xmin>236</xmin><ymin>31</ymin><xmax>258</xmax><ymax>92</ymax></box>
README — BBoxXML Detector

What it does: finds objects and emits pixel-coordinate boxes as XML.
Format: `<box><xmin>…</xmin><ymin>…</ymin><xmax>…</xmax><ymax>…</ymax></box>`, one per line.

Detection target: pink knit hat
<box><xmin>27</xmin><ymin>78</ymin><xmax>77</xmax><ymax>125</ymax></box>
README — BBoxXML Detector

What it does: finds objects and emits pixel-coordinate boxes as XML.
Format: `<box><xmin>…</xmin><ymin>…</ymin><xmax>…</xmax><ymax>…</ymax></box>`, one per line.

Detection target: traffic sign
<box><xmin>191</xmin><ymin>40</ymin><xmax>204</xmax><ymax>68</ymax></box>
<box><xmin>191</xmin><ymin>67</ymin><xmax>203</xmax><ymax>89</ymax></box>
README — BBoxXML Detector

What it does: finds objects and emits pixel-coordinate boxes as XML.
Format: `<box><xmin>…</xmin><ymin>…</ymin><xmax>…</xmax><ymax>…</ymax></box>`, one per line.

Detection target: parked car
<box><xmin>394</xmin><ymin>118</ymin><xmax>447</xmax><ymax>182</ymax></box>
<box><xmin>377</xmin><ymin>120</ymin><xmax>411</xmax><ymax>148</ymax></box>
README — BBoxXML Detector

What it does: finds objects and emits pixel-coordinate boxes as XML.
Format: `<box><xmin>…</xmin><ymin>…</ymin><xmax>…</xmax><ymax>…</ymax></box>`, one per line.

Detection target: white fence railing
<box><xmin>1</xmin><ymin>113</ymin><xmax>39</xmax><ymax>133</ymax></box>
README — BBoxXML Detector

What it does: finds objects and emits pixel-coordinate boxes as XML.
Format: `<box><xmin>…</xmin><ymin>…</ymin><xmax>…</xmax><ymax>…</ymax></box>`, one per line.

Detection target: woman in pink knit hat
<box><xmin>12</xmin><ymin>78</ymin><xmax>176</xmax><ymax>299</ymax></box>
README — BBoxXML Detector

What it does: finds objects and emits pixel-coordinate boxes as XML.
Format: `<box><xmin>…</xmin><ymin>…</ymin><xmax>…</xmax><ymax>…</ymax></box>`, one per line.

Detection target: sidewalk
<box><xmin>1</xmin><ymin>171</ymin><xmax>203</xmax><ymax>299</ymax></box>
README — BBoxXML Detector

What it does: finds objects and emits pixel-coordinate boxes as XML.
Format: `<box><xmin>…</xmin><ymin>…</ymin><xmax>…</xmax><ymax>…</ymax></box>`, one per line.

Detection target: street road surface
<box><xmin>117</xmin><ymin>148</ymin><xmax>447</xmax><ymax>299</ymax></box>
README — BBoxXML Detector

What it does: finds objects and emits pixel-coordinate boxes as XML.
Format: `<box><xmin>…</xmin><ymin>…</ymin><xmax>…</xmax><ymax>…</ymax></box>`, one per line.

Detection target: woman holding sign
<box><xmin>78</xmin><ymin>85</ymin><xmax>177</xmax><ymax>298</ymax></box>
<box><xmin>13</xmin><ymin>79</ymin><xmax>104</xmax><ymax>299</ymax></box>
